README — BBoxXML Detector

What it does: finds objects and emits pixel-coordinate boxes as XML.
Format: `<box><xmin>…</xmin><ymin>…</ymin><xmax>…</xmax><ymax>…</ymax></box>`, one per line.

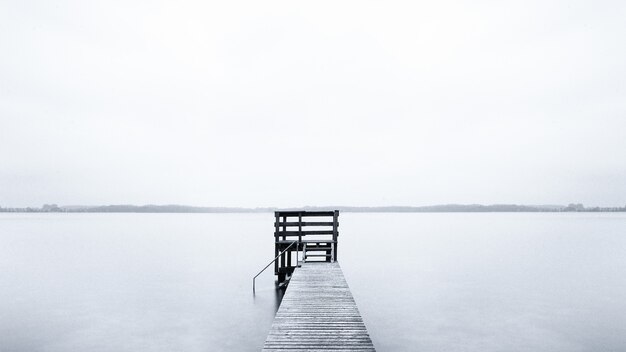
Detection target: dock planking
<box><xmin>263</xmin><ymin>262</ymin><xmax>376</xmax><ymax>351</ymax></box>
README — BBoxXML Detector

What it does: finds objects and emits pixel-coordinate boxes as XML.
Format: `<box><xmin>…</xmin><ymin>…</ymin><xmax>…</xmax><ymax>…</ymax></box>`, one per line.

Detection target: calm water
<box><xmin>0</xmin><ymin>213</ymin><xmax>625</xmax><ymax>351</ymax></box>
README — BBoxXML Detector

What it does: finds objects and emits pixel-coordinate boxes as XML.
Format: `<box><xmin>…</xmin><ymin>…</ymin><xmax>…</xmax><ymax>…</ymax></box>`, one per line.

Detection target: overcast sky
<box><xmin>1</xmin><ymin>0</ymin><xmax>625</xmax><ymax>208</ymax></box>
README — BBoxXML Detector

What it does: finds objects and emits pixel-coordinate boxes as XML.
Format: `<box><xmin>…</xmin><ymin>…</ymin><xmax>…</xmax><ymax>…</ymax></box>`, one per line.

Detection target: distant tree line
<box><xmin>2</xmin><ymin>203</ymin><xmax>626</xmax><ymax>213</ymax></box>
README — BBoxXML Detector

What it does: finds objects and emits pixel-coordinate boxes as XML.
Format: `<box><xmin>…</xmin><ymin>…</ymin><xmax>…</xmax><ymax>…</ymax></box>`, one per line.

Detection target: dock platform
<box><xmin>262</xmin><ymin>262</ymin><xmax>375</xmax><ymax>351</ymax></box>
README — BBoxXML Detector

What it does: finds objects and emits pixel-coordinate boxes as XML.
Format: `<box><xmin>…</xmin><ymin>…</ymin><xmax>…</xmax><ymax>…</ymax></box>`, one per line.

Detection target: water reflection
<box><xmin>273</xmin><ymin>284</ymin><xmax>286</xmax><ymax>312</ymax></box>
<box><xmin>252</xmin><ymin>280</ymin><xmax>285</xmax><ymax>314</ymax></box>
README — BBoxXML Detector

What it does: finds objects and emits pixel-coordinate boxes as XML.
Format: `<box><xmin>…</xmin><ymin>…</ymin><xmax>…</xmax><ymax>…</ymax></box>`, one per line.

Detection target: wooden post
<box><xmin>297</xmin><ymin>213</ymin><xmax>302</xmax><ymax>267</ymax></box>
<box><xmin>333</xmin><ymin>210</ymin><xmax>339</xmax><ymax>261</ymax></box>
<box><xmin>298</xmin><ymin>213</ymin><xmax>302</xmax><ymax>243</ymax></box>
<box><xmin>287</xmin><ymin>238</ymin><xmax>292</xmax><ymax>269</ymax></box>
<box><xmin>274</xmin><ymin>212</ymin><xmax>280</xmax><ymax>275</ymax></box>
<box><xmin>281</xmin><ymin>215</ymin><xmax>287</xmax><ymax>271</ymax></box>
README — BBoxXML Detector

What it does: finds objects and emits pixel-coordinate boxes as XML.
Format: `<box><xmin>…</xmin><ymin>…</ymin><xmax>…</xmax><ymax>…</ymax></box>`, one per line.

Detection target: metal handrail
<box><xmin>253</xmin><ymin>240</ymin><xmax>298</xmax><ymax>293</ymax></box>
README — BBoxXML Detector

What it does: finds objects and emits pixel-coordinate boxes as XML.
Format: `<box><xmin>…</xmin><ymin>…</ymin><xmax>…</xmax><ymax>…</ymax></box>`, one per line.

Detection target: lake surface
<box><xmin>1</xmin><ymin>213</ymin><xmax>625</xmax><ymax>351</ymax></box>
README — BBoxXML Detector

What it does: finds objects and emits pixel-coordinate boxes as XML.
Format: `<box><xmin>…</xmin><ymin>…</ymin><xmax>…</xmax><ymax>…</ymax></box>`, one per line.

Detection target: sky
<box><xmin>1</xmin><ymin>0</ymin><xmax>625</xmax><ymax>208</ymax></box>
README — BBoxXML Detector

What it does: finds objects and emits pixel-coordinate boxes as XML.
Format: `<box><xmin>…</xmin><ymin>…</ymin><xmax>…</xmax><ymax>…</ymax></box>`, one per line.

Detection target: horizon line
<box><xmin>2</xmin><ymin>203</ymin><xmax>626</xmax><ymax>213</ymax></box>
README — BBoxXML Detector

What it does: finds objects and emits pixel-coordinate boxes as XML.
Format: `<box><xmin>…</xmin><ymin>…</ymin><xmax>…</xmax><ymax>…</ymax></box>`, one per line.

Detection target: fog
<box><xmin>1</xmin><ymin>0</ymin><xmax>625</xmax><ymax>207</ymax></box>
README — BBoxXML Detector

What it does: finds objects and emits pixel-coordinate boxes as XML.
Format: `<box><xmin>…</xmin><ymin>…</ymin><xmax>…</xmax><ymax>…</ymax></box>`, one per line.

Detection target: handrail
<box><xmin>253</xmin><ymin>240</ymin><xmax>298</xmax><ymax>293</ymax></box>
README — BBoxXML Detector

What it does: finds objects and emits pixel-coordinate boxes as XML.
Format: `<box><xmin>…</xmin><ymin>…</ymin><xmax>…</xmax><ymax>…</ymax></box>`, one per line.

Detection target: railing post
<box><xmin>298</xmin><ymin>213</ymin><xmax>302</xmax><ymax>243</ymax></box>
<box><xmin>274</xmin><ymin>212</ymin><xmax>280</xmax><ymax>275</ymax></box>
<box><xmin>281</xmin><ymin>215</ymin><xmax>287</xmax><ymax>271</ymax></box>
<box><xmin>333</xmin><ymin>210</ymin><xmax>339</xmax><ymax>261</ymax></box>
<box><xmin>287</xmin><ymin>245</ymin><xmax>292</xmax><ymax>268</ymax></box>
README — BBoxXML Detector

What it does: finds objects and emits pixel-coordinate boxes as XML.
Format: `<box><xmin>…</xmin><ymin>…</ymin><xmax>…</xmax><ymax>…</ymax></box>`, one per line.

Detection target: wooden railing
<box><xmin>274</xmin><ymin>210</ymin><xmax>339</xmax><ymax>282</ymax></box>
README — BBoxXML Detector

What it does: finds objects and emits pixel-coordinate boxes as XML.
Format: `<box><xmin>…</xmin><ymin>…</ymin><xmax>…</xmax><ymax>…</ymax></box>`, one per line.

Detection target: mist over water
<box><xmin>1</xmin><ymin>213</ymin><xmax>625</xmax><ymax>351</ymax></box>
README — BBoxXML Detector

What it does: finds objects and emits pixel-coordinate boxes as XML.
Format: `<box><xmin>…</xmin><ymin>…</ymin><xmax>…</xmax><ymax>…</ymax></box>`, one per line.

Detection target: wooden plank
<box><xmin>275</xmin><ymin>230</ymin><xmax>335</xmax><ymax>236</ymax></box>
<box><xmin>275</xmin><ymin>211</ymin><xmax>336</xmax><ymax>217</ymax></box>
<box><xmin>262</xmin><ymin>262</ymin><xmax>375</xmax><ymax>351</ymax></box>
<box><xmin>275</xmin><ymin>222</ymin><xmax>336</xmax><ymax>227</ymax></box>
<box><xmin>276</xmin><ymin>240</ymin><xmax>337</xmax><ymax>245</ymax></box>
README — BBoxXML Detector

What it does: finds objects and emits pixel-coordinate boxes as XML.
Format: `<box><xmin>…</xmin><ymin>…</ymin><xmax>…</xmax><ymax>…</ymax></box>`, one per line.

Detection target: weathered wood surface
<box><xmin>263</xmin><ymin>262</ymin><xmax>376</xmax><ymax>351</ymax></box>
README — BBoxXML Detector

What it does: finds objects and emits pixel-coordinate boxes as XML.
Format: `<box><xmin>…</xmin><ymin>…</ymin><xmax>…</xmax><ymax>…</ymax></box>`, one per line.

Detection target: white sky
<box><xmin>1</xmin><ymin>0</ymin><xmax>625</xmax><ymax>207</ymax></box>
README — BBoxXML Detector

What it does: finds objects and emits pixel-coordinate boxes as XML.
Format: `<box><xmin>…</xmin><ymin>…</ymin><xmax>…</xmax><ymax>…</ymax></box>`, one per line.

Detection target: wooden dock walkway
<box><xmin>262</xmin><ymin>262</ymin><xmax>376</xmax><ymax>351</ymax></box>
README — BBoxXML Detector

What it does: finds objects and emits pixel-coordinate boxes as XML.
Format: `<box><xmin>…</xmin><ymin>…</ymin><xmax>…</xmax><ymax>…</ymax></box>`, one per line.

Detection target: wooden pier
<box><xmin>256</xmin><ymin>211</ymin><xmax>376</xmax><ymax>351</ymax></box>
<box><xmin>263</xmin><ymin>262</ymin><xmax>375</xmax><ymax>351</ymax></box>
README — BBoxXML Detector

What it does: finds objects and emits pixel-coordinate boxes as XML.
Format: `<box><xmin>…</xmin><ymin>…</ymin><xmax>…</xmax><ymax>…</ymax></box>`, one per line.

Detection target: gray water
<box><xmin>0</xmin><ymin>213</ymin><xmax>625</xmax><ymax>351</ymax></box>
